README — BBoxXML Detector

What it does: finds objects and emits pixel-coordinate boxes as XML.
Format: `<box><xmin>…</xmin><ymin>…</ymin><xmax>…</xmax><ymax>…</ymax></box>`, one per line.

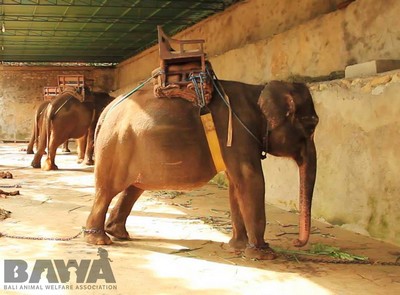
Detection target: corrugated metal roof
<box><xmin>0</xmin><ymin>0</ymin><xmax>239</xmax><ymax>64</ymax></box>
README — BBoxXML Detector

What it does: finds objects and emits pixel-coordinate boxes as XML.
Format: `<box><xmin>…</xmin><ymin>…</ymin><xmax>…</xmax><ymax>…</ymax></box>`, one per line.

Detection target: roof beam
<box><xmin>0</xmin><ymin>0</ymin><xmax>226</xmax><ymax>11</ymax></box>
<box><xmin>0</xmin><ymin>15</ymin><xmax>191</xmax><ymax>25</ymax></box>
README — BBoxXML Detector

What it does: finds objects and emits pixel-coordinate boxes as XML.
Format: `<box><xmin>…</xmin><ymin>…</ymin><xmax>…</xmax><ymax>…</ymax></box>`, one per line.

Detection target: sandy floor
<box><xmin>0</xmin><ymin>143</ymin><xmax>400</xmax><ymax>295</ymax></box>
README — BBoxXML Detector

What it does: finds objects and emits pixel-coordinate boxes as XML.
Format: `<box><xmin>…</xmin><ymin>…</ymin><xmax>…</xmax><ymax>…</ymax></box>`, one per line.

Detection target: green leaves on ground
<box><xmin>308</xmin><ymin>243</ymin><xmax>368</xmax><ymax>261</ymax></box>
<box><xmin>273</xmin><ymin>243</ymin><xmax>369</xmax><ymax>261</ymax></box>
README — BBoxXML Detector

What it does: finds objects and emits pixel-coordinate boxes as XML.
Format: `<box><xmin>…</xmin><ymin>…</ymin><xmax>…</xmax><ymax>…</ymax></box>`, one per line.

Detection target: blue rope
<box><xmin>107</xmin><ymin>70</ymin><xmax>161</xmax><ymax>114</ymax></box>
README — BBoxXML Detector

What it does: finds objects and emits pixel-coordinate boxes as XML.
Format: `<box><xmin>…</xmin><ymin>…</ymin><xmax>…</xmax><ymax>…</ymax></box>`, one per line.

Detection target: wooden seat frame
<box><xmin>157</xmin><ymin>25</ymin><xmax>206</xmax><ymax>87</ymax></box>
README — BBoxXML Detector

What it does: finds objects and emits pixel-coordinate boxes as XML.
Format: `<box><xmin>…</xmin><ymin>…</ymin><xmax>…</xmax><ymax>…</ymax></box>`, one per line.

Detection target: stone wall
<box><xmin>0</xmin><ymin>66</ymin><xmax>115</xmax><ymax>140</ymax></box>
<box><xmin>114</xmin><ymin>0</ymin><xmax>344</xmax><ymax>95</ymax></box>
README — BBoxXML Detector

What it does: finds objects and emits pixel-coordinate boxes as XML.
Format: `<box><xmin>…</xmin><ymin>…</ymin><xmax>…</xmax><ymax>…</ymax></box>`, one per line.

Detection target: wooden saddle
<box><xmin>153</xmin><ymin>26</ymin><xmax>213</xmax><ymax>106</ymax></box>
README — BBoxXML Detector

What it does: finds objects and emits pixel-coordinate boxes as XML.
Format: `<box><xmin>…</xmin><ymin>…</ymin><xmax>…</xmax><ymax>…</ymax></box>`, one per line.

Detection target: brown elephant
<box><xmin>31</xmin><ymin>87</ymin><xmax>114</xmax><ymax>170</ymax></box>
<box><xmin>27</xmin><ymin>101</ymin><xmax>70</xmax><ymax>154</ymax></box>
<box><xmin>85</xmin><ymin>79</ymin><xmax>318</xmax><ymax>260</ymax></box>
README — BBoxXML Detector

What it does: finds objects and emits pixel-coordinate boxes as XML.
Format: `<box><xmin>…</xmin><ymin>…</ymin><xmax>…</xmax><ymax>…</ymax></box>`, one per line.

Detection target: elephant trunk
<box><xmin>294</xmin><ymin>137</ymin><xmax>317</xmax><ymax>247</ymax></box>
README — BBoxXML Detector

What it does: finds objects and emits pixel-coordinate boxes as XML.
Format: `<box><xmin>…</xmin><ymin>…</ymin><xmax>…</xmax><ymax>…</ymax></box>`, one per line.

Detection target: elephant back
<box><xmin>48</xmin><ymin>91</ymin><xmax>83</xmax><ymax>119</ymax></box>
<box><xmin>92</xmin><ymin>92</ymin><xmax>115</xmax><ymax>114</ymax></box>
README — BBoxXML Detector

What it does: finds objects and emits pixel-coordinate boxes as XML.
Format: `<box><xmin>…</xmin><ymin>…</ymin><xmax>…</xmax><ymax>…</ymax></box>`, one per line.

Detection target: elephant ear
<box><xmin>290</xmin><ymin>82</ymin><xmax>319</xmax><ymax>136</ymax></box>
<box><xmin>258</xmin><ymin>81</ymin><xmax>296</xmax><ymax>130</ymax></box>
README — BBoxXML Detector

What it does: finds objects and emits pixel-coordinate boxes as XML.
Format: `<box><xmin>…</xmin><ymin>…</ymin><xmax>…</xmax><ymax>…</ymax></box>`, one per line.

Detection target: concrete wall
<box><xmin>114</xmin><ymin>0</ymin><xmax>400</xmax><ymax>91</ymax></box>
<box><xmin>114</xmin><ymin>0</ymin><xmax>344</xmax><ymax>94</ymax></box>
<box><xmin>111</xmin><ymin>0</ymin><xmax>400</xmax><ymax>246</ymax></box>
<box><xmin>0</xmin><ymin>66</ymin><xmax>115</xmax><ymax>140</ymax></box>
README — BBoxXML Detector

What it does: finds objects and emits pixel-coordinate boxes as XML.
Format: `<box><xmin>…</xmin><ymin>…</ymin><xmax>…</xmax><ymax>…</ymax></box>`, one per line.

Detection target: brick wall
<box><xmin>0</xmin><ymin>66</ymin><xmax>115</xmax><ymax>141</ymax></box>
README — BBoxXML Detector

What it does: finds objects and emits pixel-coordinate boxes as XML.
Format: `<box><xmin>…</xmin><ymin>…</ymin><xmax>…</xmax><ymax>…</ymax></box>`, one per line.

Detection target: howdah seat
<box><xmin>157</xmin><ymin>25</ymin><xmax>206</xmax><ymax>87</ymax></box>
<box><xmin>153</xmin><ymin>26</ymin><xmax>212</xmax><ymax>106</ymax></box>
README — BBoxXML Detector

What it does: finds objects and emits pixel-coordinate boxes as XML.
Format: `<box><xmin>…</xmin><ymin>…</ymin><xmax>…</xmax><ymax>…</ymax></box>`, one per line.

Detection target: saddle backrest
<box><xmin>43</xmin><ymin>86</ymin><xmax>60</xmax><ymax>101</ymax></box>
<box><xmin>58</xmin><ymin>74</ymin><xmax>85</xmax><ymax>99</ymax></box>
<box><xmin>157</xmin><ymin>26</ymin><xmax>206</xmax><ymax>87</ymax></box>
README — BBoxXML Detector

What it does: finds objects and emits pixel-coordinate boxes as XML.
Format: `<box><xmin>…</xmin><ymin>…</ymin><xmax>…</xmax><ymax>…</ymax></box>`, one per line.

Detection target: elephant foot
<box><xmin>244</xmin><ymin>243</ymin><xmax>277</xmax><ymax>260</ymax></box>
<box><xmin>62</xmin><ymin>148</ymin><xmax>71</xmax><ymax>153</ymax></box>
<box><xmin>84</xmin><ymin>230</ymin><xmax>112</xmax><ymax>245</ymax></box>
<box><xmin>105</xmin><ymin>222</ymin><xmax>130</xmax><ymax>240</ymax></box>
<box><xmin>77</xmin><ymin>158</ymin><xmax>84</xmax><ymax>164</ymax></box>
<box><xmin>42</xmin><ymin>160</ymin><xmax>58</xmax><ymax>171</ymax></box>
<box><xmin>228</xmin><ymin>237</ymin><xmax>248</xmax><ymax>253</ymax></box>
<box><xmin>84</xmin><ymin>159</ymin><xmax>95</xmax><ymax>166</ymax></box>
<box><xmin>31</xmin><ymin>161</ymin><xmax>41</xmax><ymax>169</ymax></box>
<box><xmin>26</xmin><ymin>149</ymin><xmax>34</xmax><ymax>155</ymax></box>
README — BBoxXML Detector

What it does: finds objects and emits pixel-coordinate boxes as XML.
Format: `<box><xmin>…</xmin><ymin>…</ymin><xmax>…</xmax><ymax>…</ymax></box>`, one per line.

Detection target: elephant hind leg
<box><xmin>31</xmin><ymin>126</ymin><xmax>47</xmax><ymax>168</ymax></box>
<box><xmin>42</xmin><ymin>135</ymin><xmax>59</xmax><ymax>171</ymax></box>
<box><xmin>62</xmin><ymin>140</ymin><xmax>70</xmax><ymax>153</ymax></box>
<box><xmin>105</xmin><ymin>185</ymin><xmax>143</xmax><ymax>240</ymax></box>
<box><xmin>85</xmin><ymin>186</ymin><xmax>117</xmax><ymax>245</ymax></box>
<box><xmin>26</xmin><ymin>133</ymin><xmax>35</xmax><ymax>154</ymax></box>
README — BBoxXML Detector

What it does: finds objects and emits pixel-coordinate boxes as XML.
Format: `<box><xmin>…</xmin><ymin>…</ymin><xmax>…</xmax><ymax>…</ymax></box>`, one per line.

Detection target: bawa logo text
<box><xmin>2</xmin><ymin>248</ymin><xmax>116</xmax><ymax>291</ymax></box>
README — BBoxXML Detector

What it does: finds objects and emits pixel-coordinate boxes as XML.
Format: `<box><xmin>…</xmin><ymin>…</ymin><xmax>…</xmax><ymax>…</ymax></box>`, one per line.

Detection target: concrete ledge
<box><xmin>345</xmin><ymin>60</ymin><xmax>400</xmax><ymax>78</ymax></box>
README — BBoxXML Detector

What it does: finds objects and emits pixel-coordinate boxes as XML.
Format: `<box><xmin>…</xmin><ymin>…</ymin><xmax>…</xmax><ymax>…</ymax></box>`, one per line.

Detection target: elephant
<box><xmin>26</xmin><ymin>101</ymin><xmax>70</xmax><ymax>154</ymax></box>
<box><xmin>31</xmin><ymin>87</ymin><xmax>114</xmax><ymax>170</ymax></box>
<box><xmin>85</xmin><ymin>78</ymin><xmax>318</xmax><ymax>260</ymax></box>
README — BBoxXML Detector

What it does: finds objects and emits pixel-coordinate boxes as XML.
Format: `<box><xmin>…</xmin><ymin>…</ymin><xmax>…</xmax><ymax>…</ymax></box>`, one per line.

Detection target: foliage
<box><xmin>272</xmin><ymin>243</ymin><xmax>369</xmax><ymax>261</ymax></box>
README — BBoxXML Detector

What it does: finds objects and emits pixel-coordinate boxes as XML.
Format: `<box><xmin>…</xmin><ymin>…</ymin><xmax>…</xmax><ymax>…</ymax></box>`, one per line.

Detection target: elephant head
<box><xmin>258</xmin><ymin>80</ymin><xmax>319</xmax><ymax>247</ymax></box>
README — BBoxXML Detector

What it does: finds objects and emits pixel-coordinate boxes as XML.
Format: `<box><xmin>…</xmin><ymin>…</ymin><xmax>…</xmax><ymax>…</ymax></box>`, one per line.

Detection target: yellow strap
<box><xmin>224</xmin><ymin>93</ymin><xmax>233</xmax><ymax>147</ymax></box>
<box><xmin>215</xmin><ymin>80</ymin><xmax>233</xmax><ymax>147</ymax></box>
<box><xmin>200</xmin><ymin>112</ymin><xmax>226</xmax><ymax>172</ymax></box>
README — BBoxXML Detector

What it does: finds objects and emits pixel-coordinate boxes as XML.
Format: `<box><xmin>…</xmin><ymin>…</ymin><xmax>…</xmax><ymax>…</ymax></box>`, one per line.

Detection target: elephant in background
<box><xmin>31</xmin><ymin>87</ymin><xmax>114</xmax><ymax>170</ymax></box>
<box><xmin>26</xmin><ymin>101</ymin><xmax>70</xmax><ymax>154</ymax></box>
<box><xmin>85</xmin><ymin>79</ymin><xmax>318</xmax><ymax>260</ymax></box>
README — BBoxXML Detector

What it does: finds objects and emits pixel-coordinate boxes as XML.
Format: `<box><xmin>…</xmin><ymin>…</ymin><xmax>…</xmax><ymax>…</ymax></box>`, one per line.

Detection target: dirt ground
<box><xmin>0</xmin><ymin>143</ymin><xmax>400</xmax><ymax>295</ymax></box>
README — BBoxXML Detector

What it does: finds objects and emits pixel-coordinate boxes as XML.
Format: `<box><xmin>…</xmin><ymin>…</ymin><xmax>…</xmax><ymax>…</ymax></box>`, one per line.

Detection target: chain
<box><xmin>0</xmin><ymin>228</ymin><xmax>92</xmax><ymax>241</ymax></box>
<box><xmin>0</xmin><ymin>184</ymin><xmax>22</xmax><ymax>188</ymax></box>
<box><xmin>280</xmin><ymin>253</ymin><xmax>400</xmax><ymax>266</ymax></box>
<box><xmin>0</xmin><ymin>227</ymin><xmax>107</xmax><ymax>242</ymax></box>
<box><xmin>2</xmin><ymin>228</ymin><xmax>400</xmax><ymax>266</ymax></box>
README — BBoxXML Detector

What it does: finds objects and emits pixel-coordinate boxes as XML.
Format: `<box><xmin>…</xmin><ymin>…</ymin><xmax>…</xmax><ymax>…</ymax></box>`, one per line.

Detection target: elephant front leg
<box><xmin>85</xmin><ymin>187</ymin><xmax>115</xmax><ymax>245</ymax></box>
<box><xmin>105</xmin><ymin>185</ymin><xmax>143</xmax><ymax>239</ymax></box>
<box><xmin>227</xmin><ymin>168</ymin><xmax>276</xmax><ymax>260</ymax></box>
<box><xmin>83</xmin><ymin>126</ymin><xmax>95</xmax><ymax>166</ymax></box>
<box><xmin>227</xmin><ymin>178</ymin><xmax>248</xmax><ymax>252</ymax></box>
<box><xmin>76</xmin><ymin>134</ymin><xmax>87</xmax><ymax>164</ymax></box>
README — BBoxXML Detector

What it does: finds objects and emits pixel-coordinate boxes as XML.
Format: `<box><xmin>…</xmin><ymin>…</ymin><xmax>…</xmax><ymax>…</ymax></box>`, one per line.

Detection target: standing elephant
<box><xmin>31</xmin><ymin>87</ymin><xmax>114</xmax><ymax>170</ymax></box>
<box><xmin>26</xmin><ymin>101</ymin><xmax>70</xmax><ymax>154</ymax></box>
<box><xmin>85</xmin><ymin>79</ymin><xmax>318</xmax><ymax>260</ymax></box>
